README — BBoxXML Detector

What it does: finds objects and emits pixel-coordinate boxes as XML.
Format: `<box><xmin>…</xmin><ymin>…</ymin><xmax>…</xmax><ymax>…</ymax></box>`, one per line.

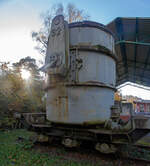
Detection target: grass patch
<box><xmin>0</xmin><ymin>129</ymin><xmax>140</xmax><ymax>166</ymax></box>
<box><xmin>0</xmin><ymin>129</ymin><xmax>95</xmax><ymax>166</ymax></box>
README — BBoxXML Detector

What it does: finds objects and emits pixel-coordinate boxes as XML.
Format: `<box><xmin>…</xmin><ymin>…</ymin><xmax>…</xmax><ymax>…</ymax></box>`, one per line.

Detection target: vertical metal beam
<box><xmin>134</xmin><ymin>18</ymin><xmax>139</xmax><ymax>82</ymax></box>
<box><xmin>141</xmin><ymin>47</ymin><xmax>150</xmax><ymax>82</ymax></box>
<box><xmin>115</xmin><ymin>18</ymin><xmax>128</xmax><ymax>80</ymax></box>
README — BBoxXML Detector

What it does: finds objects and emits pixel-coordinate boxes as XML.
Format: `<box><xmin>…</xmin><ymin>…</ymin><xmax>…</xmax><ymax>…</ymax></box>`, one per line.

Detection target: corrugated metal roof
<box><xmin>107</xmin><ymin>17</ymin><xmax>150</xmax><ymax>87</ymax></box>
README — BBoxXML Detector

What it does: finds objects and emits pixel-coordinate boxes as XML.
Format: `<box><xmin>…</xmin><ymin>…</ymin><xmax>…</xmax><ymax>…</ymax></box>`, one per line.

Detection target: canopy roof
<box><xmin>107</xmin><ymin>17</ymin><xmax>150</xmax><ymax>87</ymax></box>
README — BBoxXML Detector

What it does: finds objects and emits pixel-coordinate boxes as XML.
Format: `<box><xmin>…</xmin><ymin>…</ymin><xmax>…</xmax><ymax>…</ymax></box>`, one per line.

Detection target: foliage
<box><xmin>32</xmin><ymin>3</ymin><xmax>90</xmax><ymax>56</ymax></box>
<box><xmin>0</xmin><ymin>57</ymin><xmax>45</xmax><ymax>128</ymax></box>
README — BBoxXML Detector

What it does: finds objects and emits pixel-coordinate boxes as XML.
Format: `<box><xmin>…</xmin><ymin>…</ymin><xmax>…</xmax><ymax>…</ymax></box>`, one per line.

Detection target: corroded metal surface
<box><xmin>41</xmin><ymin>15</ymin><xmax>69</xmax><ymax>75</ymax></box>
<box><xmin>133</xmin><ymin>114</ymin><xmax>150</xmax><ymax>129</ymax></box>
<box><xmin>20</xmin><ymin>16</ymin><xmax>150</xmax><ymax>157</ymax></box>
<box><xmin>42</xmin><ymin>15</ymin><xmax>116</xmax><ymax>125</ymax></box>
<box><xmin>46</xmin><ymin>86</ymin><xmax>115</xmax><ymax>124</ymax></box>
<box><xmin>22</xmin><ymin>113</ymin><xmax>46</xmax><ymax>125</ymax></box>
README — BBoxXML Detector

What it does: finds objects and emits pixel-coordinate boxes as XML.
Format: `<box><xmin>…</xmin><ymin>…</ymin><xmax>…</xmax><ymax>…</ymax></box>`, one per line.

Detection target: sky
<box><xmin>0</xmin><ymin>0</ymin><xmax>150</xmax><ymax>99</ymax></box>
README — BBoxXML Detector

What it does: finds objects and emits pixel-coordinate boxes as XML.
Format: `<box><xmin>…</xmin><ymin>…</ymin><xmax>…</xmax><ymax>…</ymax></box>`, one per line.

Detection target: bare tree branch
<box><xmin>32</xmin><ymin>3</ymin><xmax>90</xmax><ymax>57</ymax></box>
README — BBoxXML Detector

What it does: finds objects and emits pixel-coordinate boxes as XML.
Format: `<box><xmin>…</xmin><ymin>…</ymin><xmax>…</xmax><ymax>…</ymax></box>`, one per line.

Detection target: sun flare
<box><xmin>21</xmin><ymin>69</ymin><xmax>31</xmax><ymax>80</ymax></box>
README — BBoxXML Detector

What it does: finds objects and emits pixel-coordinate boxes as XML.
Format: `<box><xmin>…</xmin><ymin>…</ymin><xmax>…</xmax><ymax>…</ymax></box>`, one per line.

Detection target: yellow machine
<box><xmin>114</xmin><ymin>91</ymin><xmax>122</xmax><ymax>102</ymax></box>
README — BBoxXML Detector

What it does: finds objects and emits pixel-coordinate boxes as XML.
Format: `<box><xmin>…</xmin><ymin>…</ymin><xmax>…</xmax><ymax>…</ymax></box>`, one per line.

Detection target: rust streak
<box><xmin>65</xmin><ymin>97</ymin><xmax>68</xmax><ymax>121</ymax></box>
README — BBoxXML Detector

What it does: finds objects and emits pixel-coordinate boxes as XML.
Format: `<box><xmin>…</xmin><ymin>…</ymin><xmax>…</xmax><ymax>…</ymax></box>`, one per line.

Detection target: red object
<box><xmin>120</xmin><ymin>115</ymin><xmax>130</xmax><ymax>122</ymax></box>
<box><xmin>135</xmin><ymin>102</ymin><xmax>150</xmax><ymax>113</ymax></box>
